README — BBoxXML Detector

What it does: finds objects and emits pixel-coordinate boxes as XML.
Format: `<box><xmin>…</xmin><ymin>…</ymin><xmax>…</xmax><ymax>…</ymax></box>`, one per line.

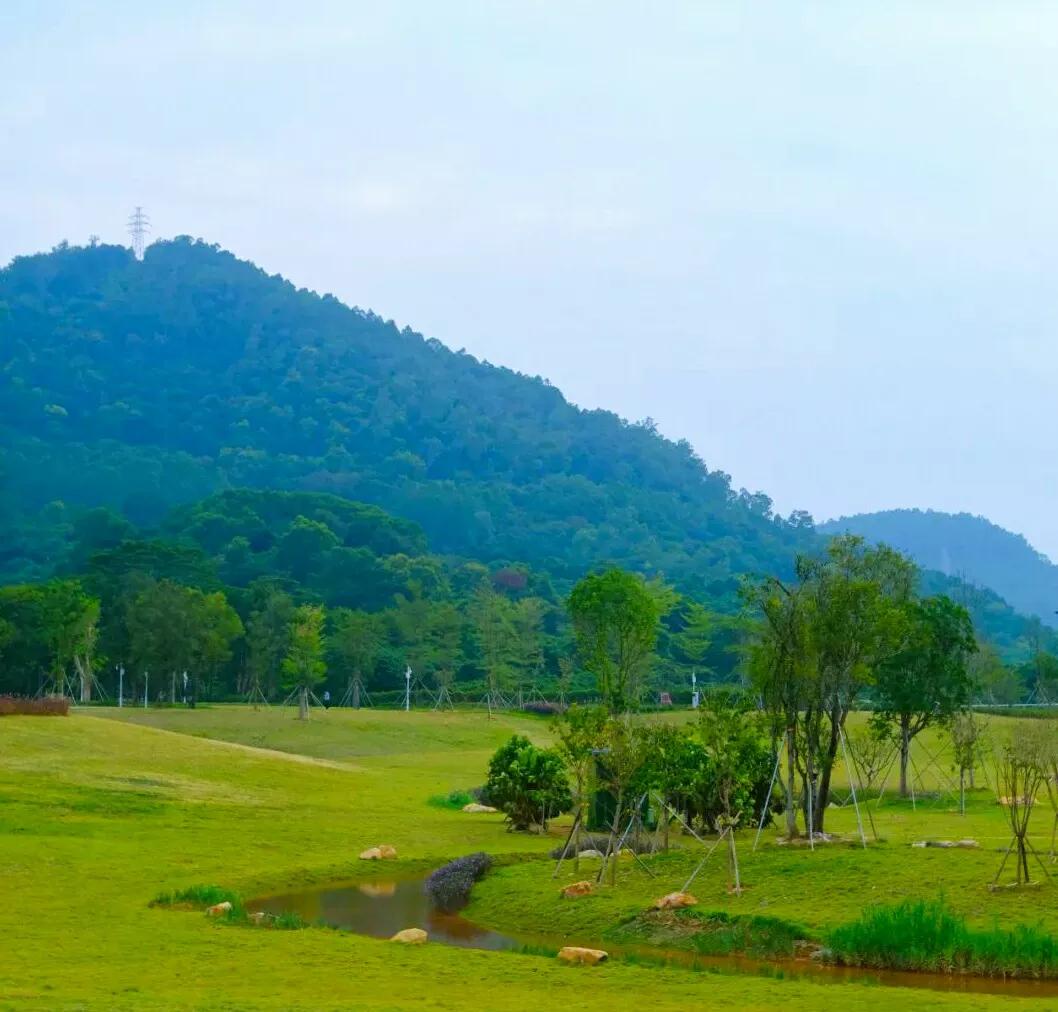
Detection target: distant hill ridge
<box><xmin>0</xmin><ymin>238</ymin><xmax>1050</xmax><ymax>656</ymax></box>
<box><xmin>821</xmin><ymin>509</ymin><xmax>1058</xmax><ymax>628</ymax></box>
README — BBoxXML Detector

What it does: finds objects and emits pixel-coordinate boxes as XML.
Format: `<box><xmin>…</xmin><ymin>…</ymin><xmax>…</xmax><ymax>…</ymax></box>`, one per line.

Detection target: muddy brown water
<box><xmin>248</xmin><ymin>877</ymin><xmax>1058</xmax><ymax>999</ymax></box>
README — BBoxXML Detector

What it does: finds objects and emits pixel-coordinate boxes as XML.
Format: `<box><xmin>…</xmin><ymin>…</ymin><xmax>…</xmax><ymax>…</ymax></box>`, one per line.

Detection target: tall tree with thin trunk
<box><xmin>569</xmin><ymin>568</ymin><xmax>661</xmax><ymax>714</ymax></box>
<box><xmin>872</xmin><ymin>595</ymin><xmax>976</xmax><ymax>798</ymax></box>
<box><xmin>282</xmin><ymin>605</ymin><xmax>327</xmax><ymax>720</ymax></box>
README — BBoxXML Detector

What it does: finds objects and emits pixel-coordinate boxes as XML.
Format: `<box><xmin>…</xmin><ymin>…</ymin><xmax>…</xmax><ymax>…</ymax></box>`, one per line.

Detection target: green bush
<box><xmin>427</xmin><ymin>788</ymin><xmax>476</xmax><ymax>810</ymax></box>
<box><xmin>484</xmin><ymin>735</ymin><xmax>572</xmax><ymax>830</ymax></box>
<box><xmin>150</xmin><ymin>884</ymin><xmax>238</xmax><ymax>909</ymax></box>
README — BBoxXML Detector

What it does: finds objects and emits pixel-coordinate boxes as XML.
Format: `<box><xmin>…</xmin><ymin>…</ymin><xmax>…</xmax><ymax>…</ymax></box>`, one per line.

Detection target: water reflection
<box><xmin>248</xmin><ymin>879</ymin><xmax>520</xmax><ymax>951</ymax></box>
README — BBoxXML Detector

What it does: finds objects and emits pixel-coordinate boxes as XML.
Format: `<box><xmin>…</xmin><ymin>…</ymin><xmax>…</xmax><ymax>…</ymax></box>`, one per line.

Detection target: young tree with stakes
<box><xmin>872</xmin><ymin>595</ymin><xmax>976</xmax><ymax>798</ymax></box>
<box><xmin>282</xmin><ymin>604</ymin><xmax>327</xmax><ymax>720</ymax></box>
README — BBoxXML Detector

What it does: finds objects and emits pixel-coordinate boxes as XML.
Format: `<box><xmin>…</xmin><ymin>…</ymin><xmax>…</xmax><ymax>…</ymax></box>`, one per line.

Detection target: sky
<box><xmin>3</xmin><ymin>3</ymin><xmax>1058</xmax><ymax>558</ymax></box>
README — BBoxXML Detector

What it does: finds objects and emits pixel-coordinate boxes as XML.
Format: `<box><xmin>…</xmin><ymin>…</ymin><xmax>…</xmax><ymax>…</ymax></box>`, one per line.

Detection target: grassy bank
<box><xmin>0</xmin><ymin>705</ymin><xmax>1052</xmax><ymax>1009</ymax></box>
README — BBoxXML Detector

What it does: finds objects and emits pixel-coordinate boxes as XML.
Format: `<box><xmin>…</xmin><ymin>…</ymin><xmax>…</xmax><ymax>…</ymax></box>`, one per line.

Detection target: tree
<box><xmin>329</xmin><ymin>608</ymin><xmax>381</xmax><ymax>706</ymax></box>
<box><xmin>469</xmin><ymin>582</ymin><xmax>514</xmax><ymax>713</ymax></box>
<box><xmin>510</xmin><ymin>596</ymin><xmax>547</xmax><ymax>701</ymax></box>
<box><xmin>797</xmin><ymin>536</ymin><xmax>916</xmax><ymax>830</ymax></box>
<box><xmin>743</xmin><ymin>571</ymin><xmax>814</xmax><ymax>839</ymax></box>
<box><xmin>569</xmin><ymin>568</ymin><xmax>661</xmax><ymax>713</ymax></box>
<box><xmin>126</xmin><ymin>579</ymin><xmax>242</xmax><ymax>704</ymax></box>
<box><xmin>697</xmin><ymin>692</ymin><xmax>764</xmax><ymax>894</ymax></box>
<box><xmin>949</xmin><ymin>710</ymin><xmax>983</xmax><ymax>815</ymax></box>
<box><xmin>484</xmin><ymin>735</ymin><xmax>572</xmax><ymax>831</ymax></box>
<box><xmin>746</xmin><ymin>536</ymin><xmax>916</xmax><ymax>834</ymax></box>
<box><xmin>245</xmin><ymin>587</ymin><xmax>295</xmax><ymax>700</ymax></box>
<box><xmin>872</xmin><ymin>595</ymin><xmax>976</xmax><ymax>798</ymax></box>
<box><xmin>281</xmin><ymin>604</ymin><xmax>327</xmax><ymax>720</ymax></box>
<box><xmin>993</xmin><ymin>724</ymin><xmax>1053</xmax><ymax>888</ymax></box>
<box><xmin>595</xmin><ymin>717</ymin><xmax>651</xmax><ymax>883</ymax></box>
<box><xmin>554</xmin><ymin>704</ymin><xmax>608</xmax><ymax>866</ymax></box>
<box><xmin>845</xmin><ymin>726</ymin><xmax>892</xmax><ymax>793</ymax></box>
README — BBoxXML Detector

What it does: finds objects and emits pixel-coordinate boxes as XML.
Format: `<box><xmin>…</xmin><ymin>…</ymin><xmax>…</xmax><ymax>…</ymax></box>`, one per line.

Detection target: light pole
<box><xmin>404</xmin><ymin>666</ymin><xmax>412</xmax><ymax>712</ymax></box>
<box><xmin>118</xmin><ymin>664</ymin><xmax>124</xmax><ymax>708</ymax></box>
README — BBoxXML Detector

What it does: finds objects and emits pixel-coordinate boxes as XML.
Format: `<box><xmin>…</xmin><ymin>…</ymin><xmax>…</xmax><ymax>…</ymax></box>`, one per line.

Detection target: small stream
<box><xmin>247</xmin><ymin>876</ymin><xmax>1058</xmax><ymax>999</ymax></box>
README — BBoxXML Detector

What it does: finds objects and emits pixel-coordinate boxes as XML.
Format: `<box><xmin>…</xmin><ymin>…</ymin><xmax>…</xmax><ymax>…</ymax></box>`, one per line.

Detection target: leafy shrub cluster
<box><xmin>485</xmin><ymin>735</ymin><xmax>572</xmax><ymax>830</ymax></box>
<box><xmin>424</xmin><ymin>852</ymin><xmax>492</xmax><ymax>913</ymax></box>
<box><xmin>0</xmin><ymin>695</ymin><xmax>70</xmax><ymax>716</ymax></box>
<box><xmin>427</xmin><ymin>788</ymin><xmax>476</xmax><ymax>810</ymax></box>
<box><xmin>828</xmin><ymin>899</ymin><xmax>1058</xmax><ymax>977</ymax></box>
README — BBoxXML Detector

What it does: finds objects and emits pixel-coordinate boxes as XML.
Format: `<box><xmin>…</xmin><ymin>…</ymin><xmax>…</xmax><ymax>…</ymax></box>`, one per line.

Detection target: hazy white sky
<box><xmin>4</xmin><ymin>2</ymin><xmax>1058</xmax><ymax>557</ymax></box>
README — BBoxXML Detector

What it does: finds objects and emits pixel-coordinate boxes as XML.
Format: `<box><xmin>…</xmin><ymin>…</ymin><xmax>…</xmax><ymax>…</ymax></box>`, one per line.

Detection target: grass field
<box><xmin>2</xmin><ymin>704</ymin><xmax>1057</xmax><ymax>1010</ymax></box>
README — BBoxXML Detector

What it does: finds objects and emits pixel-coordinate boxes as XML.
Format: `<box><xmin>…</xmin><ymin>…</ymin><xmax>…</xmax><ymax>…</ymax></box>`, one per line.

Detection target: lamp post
<box><xmin>404</xmin><ymin>666</ymin><xmax>412</xmax><ymax>712</ymax></box>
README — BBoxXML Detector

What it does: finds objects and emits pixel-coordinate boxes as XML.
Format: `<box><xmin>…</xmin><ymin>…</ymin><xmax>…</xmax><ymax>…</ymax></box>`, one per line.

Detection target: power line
<box><xmin>127</xmin><ymin>206</ymin><xmax>150</xmax><ymax>260</ymax></box>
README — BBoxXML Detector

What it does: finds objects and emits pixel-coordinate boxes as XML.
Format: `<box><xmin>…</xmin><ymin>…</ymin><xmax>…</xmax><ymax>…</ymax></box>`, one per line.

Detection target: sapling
<box><xmin>992</xmin><ymin>725</ymin><xmax>1052</xmax><ymax>888</ymax></box>
<box><xmin>948</xmin><ymin>710</ymin><xmax>982</xmax><ymax>816</ymax></box>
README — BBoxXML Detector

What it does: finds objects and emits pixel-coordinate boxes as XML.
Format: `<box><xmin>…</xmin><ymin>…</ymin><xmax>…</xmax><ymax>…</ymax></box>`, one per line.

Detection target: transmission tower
<box><xmin>127</xmin><ymin>207</ymin><xmax>150</xmax><ymax>260</ymax></box>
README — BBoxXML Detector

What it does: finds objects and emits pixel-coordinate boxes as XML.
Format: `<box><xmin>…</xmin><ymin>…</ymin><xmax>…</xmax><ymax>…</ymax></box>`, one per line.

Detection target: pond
<box><xmin>247</xmin><ymin>878</ymin><xmax>520</xmax><ymax>951</ymax></box>
<box><xmin>248</xmin><ymin>875</ymin><xmax>1058</xmax><ymax>1000</ymax></box>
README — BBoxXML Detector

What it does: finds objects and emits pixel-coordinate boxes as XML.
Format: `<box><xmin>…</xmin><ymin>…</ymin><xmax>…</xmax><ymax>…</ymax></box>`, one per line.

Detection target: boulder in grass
<box><xmin>391</xmin><ymin>928</ymin><xmax>428</xmax><ymax>944</ymax></box>
<box><xmin>561</xmin><ymin>880</ymin><xmax>594</xmax><ymax>899</ymax></box>
<box><xmin>578</xmin><ymin>849</ymin><xmax>604</xmax><ymax>859</ymax></box>
<box><xmin>558</xmin><ymin>946</ymin><xmax>608</xmax><ymax>966</ymax></box>
<box><xmin>653</xmin><ymin>892</ymin><xmax>697</xmax><ymax>910</ymax></box>
<box><xmin>378</xmin><ymin>844</ymin><xmax>398</xmax><ymax>859</ymax></box>
<box><xmin>462</xmin><ymin>803</ymin><xmax>499</xmax><ymax>814</ymax></box>
<box><xmin>248</xmin><ymin>911</ymin><xmax>271</xmax><ymax>925</ymax></box>
<box><xmin>359</xmin><ymin>847</ymin><xmax>383</xmax><ymax>860</ymax></box>
<box><xmin>205</xmin><ymin>901</ymin><xmax>232</xmax><ymax>917</ymax></box>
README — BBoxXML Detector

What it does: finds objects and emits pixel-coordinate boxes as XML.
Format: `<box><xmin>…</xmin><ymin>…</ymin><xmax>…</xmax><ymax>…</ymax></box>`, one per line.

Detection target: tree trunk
<box><xmin>298</xmin><ymin>685</ymin><xmax>309</xmax><ymax>720</ymax></box>
<box><xmin>727</xmin><ymin>828</ymin><xmax>742</xmax><ymax>894</ymax></box>
<box><xmin>606</xmin><ymin>793</ymin><xmax>624</xmax><ymax>886</ymax></box>
<box><xmin>352</xmin><ymin>675</ymin><xmax>361</xmax><ymax>709</ymax></box>
<box><xmin>899</xmin><ymin>718</ymin><xmax>911</xmax><ymax>798</ymax></box>
<box><xmin>171</xmin><ymin>671</ymin><xmax>176</xmax><ymax>705</ymax></box>
<box><xmin>959</xmin><ymin>767</ymin><xmax>965</xmax><ymax>816</ymax></box>
<box><xmin>784</xmin><ymin>727</ymin><xmax>798</xmax><ymax>838</ymax></box>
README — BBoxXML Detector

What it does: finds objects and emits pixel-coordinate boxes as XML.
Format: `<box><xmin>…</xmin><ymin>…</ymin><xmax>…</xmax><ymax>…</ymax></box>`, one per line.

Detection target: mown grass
<box><xmin>0</xmin><ymin>705</ymin><xmax>1051</xmax><ymax>1010</ymax></box>
<box><xmin>829</xmin><ymin>899</ymin><xmax>1058</xmax><ymax>978</ymax></box>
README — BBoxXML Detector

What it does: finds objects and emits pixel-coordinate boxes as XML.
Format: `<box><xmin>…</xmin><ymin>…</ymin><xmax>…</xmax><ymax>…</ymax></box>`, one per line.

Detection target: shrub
<box><xmin>828</xmin><ymin>899</ymin><xmax>1058</xmax><ymax>977</ymax></box>
<box><xmin>484</xmin><ymin>735</ymin><xmax>573</xmax><ymax>830</ymax></box>
<box><xmin>150</xmin><ymin>884</ymin><xmax>239</xmax><ymax>909</ymax></box>
<box><xmin>424</xmin><ymin>852</ymin><xmax>492</xmax><ymax>913</ymax></box>
<box><xmin>0</xmin><ymin>695</ymin><xmax>70</xmax><ymax>716</ymax></box>
<box><xmin>427</xmin><ymin>788</ymin><xmax>476</xmax><ymax>810</ymax></box>
<box><xmin>522</xmin><ymin>700</ymin><xmax>565</xmax><ymax>717</ymax></box>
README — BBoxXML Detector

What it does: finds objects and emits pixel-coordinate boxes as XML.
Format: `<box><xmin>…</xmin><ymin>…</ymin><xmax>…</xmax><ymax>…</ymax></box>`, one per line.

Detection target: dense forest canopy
<box><xmin>822</xmin><ymin>510</ymin><xmax>1058</xmax><ymax>629</ymax></box>
<box><xmin>0</xmin><ymin>238</ymin><xmax>1052</xmax><ymax>678</ymax></box>
<box><xmin>0</xmin><ymin>238</ymin><xmax>813</xmax><ymax>604</ymax></box>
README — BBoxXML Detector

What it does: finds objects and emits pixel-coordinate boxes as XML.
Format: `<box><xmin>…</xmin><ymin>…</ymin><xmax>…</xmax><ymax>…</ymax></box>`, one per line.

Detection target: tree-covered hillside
<box><xmin>0</xmin><ymin>238</ymin><xmax>814</xmax><ymax>601</ymax></box>
<box><xmin>822</xmin><ymin>510</ymin><xmax>1058</xmax><ymax>628</ymax></box>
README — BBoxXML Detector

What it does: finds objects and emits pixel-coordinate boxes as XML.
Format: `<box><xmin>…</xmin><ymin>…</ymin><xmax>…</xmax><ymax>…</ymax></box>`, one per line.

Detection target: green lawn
<box><xmin>0</xmin><ymin>705</ymin><xmax>1054</xmax><ymax>1009</ymax></box>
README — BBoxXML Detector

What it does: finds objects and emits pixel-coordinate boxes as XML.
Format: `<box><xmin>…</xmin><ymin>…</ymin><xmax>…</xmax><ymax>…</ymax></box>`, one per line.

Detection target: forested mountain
<box><xmin>0</xmin><ymin>239</ymin><xmax>1051</xmax><ymax>671</ymax></box>
<box><xmin>0</xmin><ymin>238</ymin><xmax>814</xmax><ymax>602</ymax></box>
<box><xmin>821</xmin><ymin>510</ymin><xmax>1058</xmax><ymax>628</ymax></box>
